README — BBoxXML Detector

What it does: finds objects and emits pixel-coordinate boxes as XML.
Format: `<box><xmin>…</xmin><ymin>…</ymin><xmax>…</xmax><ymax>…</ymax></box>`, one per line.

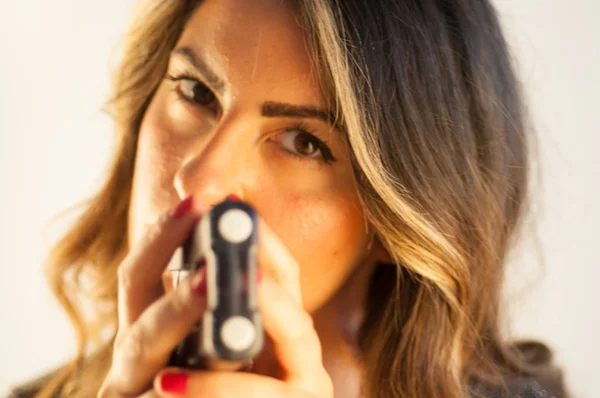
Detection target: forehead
<box><xmin>177</xmin><ymin>0</ymin><xmax>323</xmax><ymax>106</ymax></box>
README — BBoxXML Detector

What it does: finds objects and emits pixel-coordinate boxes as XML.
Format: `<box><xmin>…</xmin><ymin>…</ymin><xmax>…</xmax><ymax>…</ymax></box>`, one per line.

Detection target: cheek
<box><xmin>262</xmin><ymin>192</ymin><xmax>369</xmax><ymax>311</ymax></box>
<box><xmin>129</xmin><ymin>102</ymin><xmax>184</xmax><ymax>245</ymax></box>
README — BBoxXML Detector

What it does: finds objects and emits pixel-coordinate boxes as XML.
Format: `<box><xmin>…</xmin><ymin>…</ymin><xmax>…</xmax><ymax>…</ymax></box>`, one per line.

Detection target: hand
<box><xmin>97</xmin><ymin>197</ymin><xmax>334</xmax><ymax>398</ymax></box>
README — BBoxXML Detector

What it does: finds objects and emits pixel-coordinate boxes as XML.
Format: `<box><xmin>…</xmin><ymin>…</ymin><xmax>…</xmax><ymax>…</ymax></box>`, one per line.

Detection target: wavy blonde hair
<box><xmin>35</xmin><ymin>0</ymin><xmax>563</xmax><ymax>397</ymax></box>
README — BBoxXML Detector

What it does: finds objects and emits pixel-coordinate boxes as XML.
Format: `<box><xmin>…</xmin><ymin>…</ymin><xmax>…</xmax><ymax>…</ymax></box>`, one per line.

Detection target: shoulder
<box><xmin>3</xmin><ymin>367</ymin><xmax>64</xmax><ymax>398</ymax></box>
<box><xmin>471</xmin><ymin>377</ymin><xmax>563</xmax><ymax>398</ymax></box>
<box><xmin>469</xmin><ymin>341</ymin><xmax>568</xmax><ymax>397</ymax></box>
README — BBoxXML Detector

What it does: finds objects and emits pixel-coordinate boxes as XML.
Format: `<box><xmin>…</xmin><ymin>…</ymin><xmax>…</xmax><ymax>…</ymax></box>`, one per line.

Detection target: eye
<box><xmin>179</xmin><ymin>79</ymin><xmax>215</xmax><ymax>106</ymax></box>
<box><xmin>279</xmin><ymin>127</ymin><xmax>337</xmax><ymax>164</ymax></box>
<box><xmin>167</xmin><ymin>75</ymin><xmax>218</xmax><ymax>109</ymax></box>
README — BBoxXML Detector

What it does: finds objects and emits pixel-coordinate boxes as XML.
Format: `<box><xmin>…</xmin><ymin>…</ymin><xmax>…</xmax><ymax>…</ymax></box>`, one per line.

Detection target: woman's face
<box><xmin>128</xmin><ymin>0</ymin><xmax>373</xmax><ymax>311</ymax></box>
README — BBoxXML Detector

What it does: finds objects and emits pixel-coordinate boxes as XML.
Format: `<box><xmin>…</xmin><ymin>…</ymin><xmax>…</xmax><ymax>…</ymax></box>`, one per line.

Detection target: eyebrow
<box><xmin>262</xmin><ymin>102</ymin><xmax>337</xmax><ymax>126</ymax></box>
<box><xmin>172</xmin><ymin>47</ymin><xmax>337</xmax><ymax>127</ymax></box>
<box><xmin>171</xmin><ymin>47</ymin><xmax>226</xmax><ymax>94</ymax></box>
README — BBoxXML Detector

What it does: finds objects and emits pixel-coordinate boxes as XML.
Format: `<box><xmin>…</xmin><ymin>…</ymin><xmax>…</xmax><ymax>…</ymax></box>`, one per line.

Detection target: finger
<box><xmin>259</xmin><ymin>275</ymin><xmax>333</xmax><ymax>397</ymax></box>
<box><xmin>257</xmin><ymin>217</ymin><xmax>302</xmax><ymax>304</ymax></box>
<box><xmin>117</xmin><ymin>196</ymin><xmax>204</xmax><ymax>330</ymax></box>
<box><xmin>98</xmin><ymin>382</ymin><xmax>161</xmax><ymax>398</ymax></box>
<box><xmin>98</xmin><ymin>388</ymin><xmax>160</xmax><ymax>398</ymax></box>
<box><xmin>138</xmin><ymin>389</ymin><xmax>161</xmax><ymax>398</ymax></box>
<box><xmin>105</xmin><ymin>269</ymin><xmax>207</xmax><ymax>396</ymax></box>
<box><xmin>154</xmin><ymin>369</ymin><xmax>310</xmax><ymax>398</ymax></box>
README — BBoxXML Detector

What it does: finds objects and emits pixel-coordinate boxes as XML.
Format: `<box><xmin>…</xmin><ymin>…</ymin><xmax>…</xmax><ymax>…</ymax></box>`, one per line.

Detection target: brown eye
<box><xmin>278</xmin><ymin>128</ymin><xmax>337</xmax><ymax>164</ymax></box>
<box><xmin>294</xmin><ymin>132</ymin><xmax>320</xmax><ymax>156</ymax></box>
<box><xmin>282</xmin><ymin>130</ymin><xmax>320</xmax><ymax>157</ymax></box>
<box><xmin>178</xmin><ymin>79</ymin><xmax>216</xmax><ymax>107</ymax></box>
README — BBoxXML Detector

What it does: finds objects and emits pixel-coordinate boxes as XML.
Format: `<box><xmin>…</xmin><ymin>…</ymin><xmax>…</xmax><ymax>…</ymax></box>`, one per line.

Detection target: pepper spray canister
<box><xmin>168</xmin><ymin>197</ymin><xmax>263</xmax><ymax>370</ymax></box>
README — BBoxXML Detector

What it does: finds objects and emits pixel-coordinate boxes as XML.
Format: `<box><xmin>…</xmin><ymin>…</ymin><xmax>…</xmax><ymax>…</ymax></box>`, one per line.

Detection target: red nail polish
<box><xmin>172</xmin><ymin>196</ymin><xmax>194</xmax><ymax>219</ymax></box>
<box><xmin>160</xmin><ymin>372</ymin><xmax>188</xmax><ymax>394</ymax></box>
<box><xmin>228</xmin><ymin>194</ymin><xmax>242</xmax><ymax>202</ymax></box>
<box><xmin>193</xmin><ymin>266</ymin><xmax>207</xmax><ymax>296</ymax></box>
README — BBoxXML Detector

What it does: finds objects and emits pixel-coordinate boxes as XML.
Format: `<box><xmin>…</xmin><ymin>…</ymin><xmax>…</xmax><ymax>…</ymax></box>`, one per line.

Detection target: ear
<box><xmin>371</xmin><ymin>234</ymin><xmax>394</xmax><ymax>263</ymax></box>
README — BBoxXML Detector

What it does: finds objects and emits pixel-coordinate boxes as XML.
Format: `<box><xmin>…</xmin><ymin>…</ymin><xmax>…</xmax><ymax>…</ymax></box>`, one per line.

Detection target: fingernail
<box><xmin>172</xmin><ymin>196</ymin><xmax>194</xmax><ymax>219</ymax></box>
<box><xmin>160</xmin><ymin>372</ymin><xmax>188</xmax><ymax>394</ymax></box>
<box><xmin>192</xmin><ymin>265</ymin><xmax>207</xmax><ymax>296</ymax></box>
<box><xmin>256</xmin><ymin>268</ymin><xmax>262</xmax><ymax>284</ymax></box>
<box><xmin>227</xmin><ymin>194</ymin><xmax>242</xmax><ymax>202</ymax></box>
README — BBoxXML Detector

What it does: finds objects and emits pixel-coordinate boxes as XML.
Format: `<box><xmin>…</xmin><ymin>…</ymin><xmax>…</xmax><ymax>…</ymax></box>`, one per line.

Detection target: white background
<box><xmin>0</xmin><ymin>1</ymin><xmax>598</xmax><ymax>397</ymax></box>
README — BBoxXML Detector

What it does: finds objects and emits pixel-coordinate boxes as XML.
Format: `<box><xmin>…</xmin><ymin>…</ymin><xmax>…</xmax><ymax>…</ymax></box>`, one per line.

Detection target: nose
<box><xmin>173</xmin><ymin>118</ymin><xmax>253</xmax><ymax>207</ymax></box>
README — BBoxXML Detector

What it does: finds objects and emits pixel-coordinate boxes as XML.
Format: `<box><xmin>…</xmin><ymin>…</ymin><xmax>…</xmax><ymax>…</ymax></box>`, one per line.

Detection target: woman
<box><xmin>8</xmin><ymin>0</ymin><xmax>567</xmax><ymax>397</ymax></box>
